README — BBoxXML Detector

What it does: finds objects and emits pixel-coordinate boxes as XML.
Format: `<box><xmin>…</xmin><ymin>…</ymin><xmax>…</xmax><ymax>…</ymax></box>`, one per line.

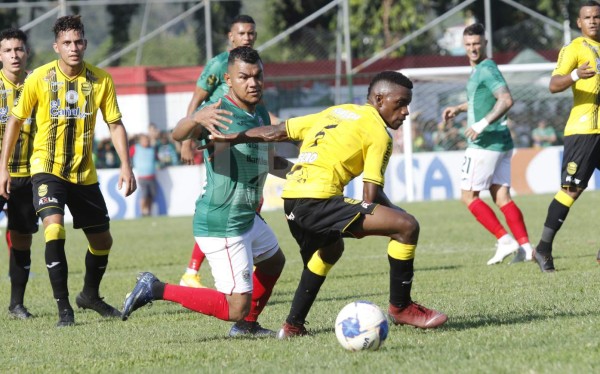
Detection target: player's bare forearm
<box><xmin>218</xmin><ymin>123</ymin><xmax>289</xmax><ymax>144</ymax></box>
<box><xmin>486</xmin><ymin>87</ymin><xmax>513</xmax><ymax>123</ymax></box>
<box><xmin>108</xmin><ymin>121</ymin><xmax>137</xmax><ymax>196</ymax></box>
<box><xmin>550</xmin><ymin>62</ymin><xmax>595</xmax><ymax>93</ymax></box>
<box><xmin>172</xmin><ymin>116</ymin><xmax>204</xmax><ymax>142</ymax></box>
<box><xmin>0</xmin><ymin>116</ymin><xmax>24</xmax><ymax>169</ymax></box>
<box><xmin>442</xmin><ymin>102</ymin><xmax>467</xmax><ymax>122</ymax></box>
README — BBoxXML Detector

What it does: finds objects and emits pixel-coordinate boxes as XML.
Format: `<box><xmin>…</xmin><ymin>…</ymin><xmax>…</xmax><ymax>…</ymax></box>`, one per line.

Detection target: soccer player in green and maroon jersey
<box><xmin>178</xmin><ymin>15</ymin><xmax>258</xmax><ymax>289</ymax></box>
<box><xmin>122</xmin><ymin>47</ymin><xmax>293</xmax><ymax>338</ymax></box>
<box><xmin>442</xmin><ymin>23</ymin><xmax>533</xmax><ymax>266</ymax></box>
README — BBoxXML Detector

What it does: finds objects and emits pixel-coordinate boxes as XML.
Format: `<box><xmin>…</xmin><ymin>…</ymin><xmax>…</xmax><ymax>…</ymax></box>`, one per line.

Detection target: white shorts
<box><xmin>194</xmin><ymin>214</ymin><xmax>279</xmax><ymax>294</ymax></box>
<box><xmin>460</xmin><ymin>147</ymin><xmax>513</xmax><ymax>191</ymax></box>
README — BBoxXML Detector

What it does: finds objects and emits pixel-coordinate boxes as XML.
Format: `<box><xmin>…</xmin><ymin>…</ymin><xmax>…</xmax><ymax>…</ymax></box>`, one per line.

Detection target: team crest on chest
<box><xmin>81</xmin><ymin>82</ymin><xmax>92</xmax><ymax>96</ymax></box>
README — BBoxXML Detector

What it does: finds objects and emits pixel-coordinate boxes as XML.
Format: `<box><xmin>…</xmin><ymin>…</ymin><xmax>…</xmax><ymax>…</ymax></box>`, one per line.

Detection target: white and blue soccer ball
<box><xmin>335</xmin><ymin>301</ymin><xmax>389</xmax><ymax>351</ymax></box>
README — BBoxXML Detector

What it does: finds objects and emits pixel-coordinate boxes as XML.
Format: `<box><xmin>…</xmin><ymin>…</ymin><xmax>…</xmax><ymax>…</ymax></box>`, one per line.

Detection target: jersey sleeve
<box><xmin>286</xmin><ymin>113</ymin><xmax>321</xmax><ymax>141</ymax></box>
<box><xmin>480</xmin><ymin>63</ymin><xmax>507</xmax><ymax>94</ymax></box>
<box><xmin>197</xmin><ymin>58</ymin><xmax>222</xmax><ymax>94</ymax></box>
<box><xmin>362</xmin><ymin>128</ymin><xmax>391</xmax><ymax>187</ymax></box>
<box><xmin>11</xmin><ymin>73</ymin><xmax>38</xmax><ymax>120</ymax></box>
<box><xmin>100</xmin><ymin>74</ymin><xmax>122</xmax><ymax>124</ymax></box>
<box><xmin>552</xmin><ymin>43</ymin><xmax>578</xmax><ymax>76</ymax></box>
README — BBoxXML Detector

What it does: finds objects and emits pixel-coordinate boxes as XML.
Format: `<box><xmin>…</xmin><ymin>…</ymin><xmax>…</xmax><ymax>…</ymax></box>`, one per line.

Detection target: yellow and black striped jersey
<box><xmin>282</xmin><ymin>104</ymin><xmax>392</xmax><ymax>199</ymax></box>
<box><xmin>553</xmin><ymin>36</ymin><xmax>600</xmax><ymax>135</ymax></box>
<box><xmin>12</xmin><ymin>60</ymin><xmax>122</xmax><ymax>184</ymax></box>
<box><xmin>0</xmin><ymin>70</ymin><xmax>34</xmax><ymax>177</ymax></box>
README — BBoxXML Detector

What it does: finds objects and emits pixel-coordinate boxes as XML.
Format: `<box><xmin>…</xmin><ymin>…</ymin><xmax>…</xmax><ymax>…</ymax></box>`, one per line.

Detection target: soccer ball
<box><xmin>334</xmin><ymin>301</ymin><xmax>389</xmax><ymax>351</ymax></box>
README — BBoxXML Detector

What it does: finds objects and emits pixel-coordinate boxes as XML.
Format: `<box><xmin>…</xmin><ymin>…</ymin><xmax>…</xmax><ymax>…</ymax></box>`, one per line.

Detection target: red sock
<box><xmin>187</xmin><ymin>242</ymin><xmax>206</xmax><ymax>271</ymax></box>
<box><xmin>163</xmin><ymin>284</ymin><xmax>230</xmax><ymax>321</ymax></box>
<box><xmin>468</xmin><ymin>199</ymin><xmax>507</xmax><ymax>239</ymax></box>
<box><xmin>500</xmin><ymin>201</ymin><xmax>529</xmax><ymax>245</ymax></box>
<box><xmin>6</xmin><ymin>230</ymin><xmax>12</xmax><ymax>251</ymax></box>
<box><xmin>245</xmin><ymin>268</ymin><xmax>280</xmax><ymax>322</ymax></box>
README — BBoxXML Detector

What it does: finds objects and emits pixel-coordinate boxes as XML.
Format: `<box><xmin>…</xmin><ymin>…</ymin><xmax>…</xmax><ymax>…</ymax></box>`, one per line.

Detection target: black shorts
<box><xmin>32</xmin><ymin>173</ymin><xmax>110</xmax><ymax>231</ymax></box>
<box><xmin>0</xmin><ymin>177</ymin><xmax>39</xmax><ymax>234</ymax></box>
<box><xmin>561</xmin><ymin>134</ymin><xmax>600</xmax><ymax>189</ymax></box>
<box><xmin>283</xmin><ymin>196</ymin><xmax>377</xmax><ymax>264</ymax></box>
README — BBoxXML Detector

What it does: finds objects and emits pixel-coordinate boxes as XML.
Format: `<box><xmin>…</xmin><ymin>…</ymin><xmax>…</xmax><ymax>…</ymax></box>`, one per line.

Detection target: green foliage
<box><xmin>0</xmin><ymin>192</ymin><xmax>598</xmax><ymax>372</ymax></box>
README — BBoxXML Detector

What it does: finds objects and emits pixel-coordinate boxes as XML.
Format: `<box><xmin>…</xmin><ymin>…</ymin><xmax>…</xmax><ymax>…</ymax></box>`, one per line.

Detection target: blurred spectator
<box><xmin>156</xmin><ymin>131</ymin><xmax>179</xmax><ymax>168</ymax></box>
<box><xmin>507</xmin><ymin>117</ymin><xmax>531</xmax><ymax>148</ymax></box>
<box><xmin>531</xmin><ymin>119</ymin><xmax>557</xmax><ymax>148</ymax></box>
<box><xmin>432</xmin><ymin>120</ymin><xmax>465</xmax><ymax>151</ymax></box>
<box><xmin>148</xmin><ymin>122</ymin><xmax>160</xmax><ymax>147</ymax></box>
<box><xmin>96</xmin><ymin>139</ymin><xmax>120</xmax><ymax>169</ymax></box>
<box><xmin>132</xmin><ymin>134</ymin><xmax>158</xmax><ymax>217</ymax></box>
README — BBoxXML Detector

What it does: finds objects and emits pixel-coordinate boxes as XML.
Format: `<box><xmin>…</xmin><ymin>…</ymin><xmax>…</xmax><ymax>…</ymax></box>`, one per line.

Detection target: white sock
<box><xmin>498</xmin><ymin>234</ymin><xmax>515</xmax><ymax>245</ymax></box>
<box><xmin>185</xmin><ymin>268</ymin><xmax>198</xmax><ymax>275</ymax></box>
<box><xmin>521</xmin><ymin>243</ymin><xmax>533</xmax><ymax>256</ymax></box>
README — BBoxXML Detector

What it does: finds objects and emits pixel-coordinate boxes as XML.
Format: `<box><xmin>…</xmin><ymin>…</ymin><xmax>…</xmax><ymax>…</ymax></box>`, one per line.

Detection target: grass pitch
<box><xmin>0</xmin><ymin>192</ymin><xmax>598</xmax><ymax>373</ymax></box>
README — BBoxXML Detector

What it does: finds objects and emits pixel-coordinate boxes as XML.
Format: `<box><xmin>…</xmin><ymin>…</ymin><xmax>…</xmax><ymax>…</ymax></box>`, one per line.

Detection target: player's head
<box><xmin>228</xmin><ymin>15</ymin><xmax>257</xmax><ymax>49</ymax></box>
<box><xmin>367</xmin><ymin>71</ymin><xmax>413</xmax><ymax>130</ymax></box>
<box><xmin>577</xmin><ymin>1</ymin><xmax>600</xmax><ymax>40</ymax></box>
<box><xmin>52</xmin><ymin>15</ymin><xmax>87</xmax><ymax>69</ymax></box>
<box><xmin>225</xmin><ymin>46</ymin><xmax>263</xmax><ymax>110</ymax></box>
<box><xmin>0</xmin><ymin>28</ymin><xmax>29</xmax><ymax>77</ymax></box>
<box><xmin>462</xmin><ymin>23</ymin><xmax>487</xmax><ymax>65</ymax></box>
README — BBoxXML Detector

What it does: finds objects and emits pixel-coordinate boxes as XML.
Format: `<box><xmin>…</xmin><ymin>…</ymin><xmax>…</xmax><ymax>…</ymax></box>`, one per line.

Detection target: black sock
<box><xmin>9</xmin><ymin>248</ymin><xmax>31</xmax><ymax>307</ymax></box>
<box><xmin>151</xmin><ymin>281</ymin><xmax>165</xmax><ymax>300</ymax></box>
<box><xmin>83</xmin><ymin>250</ymin><xmax>109</xmax><ymax>298</ymax></box>
<box><xmin>389</xmin><ymin>257</ymin><xmax>414</xmax><ymax>308</ymax></box>
<box><xmin>537</xmin><ymin>199</ymin><xmax>572</xmax><ymax>255</ymax></box>
<box><xmin>45</xmin><ymin>239</ymin><xmax>70</xmax><ymax>309</ymax></box>
<box><xmin>286</xmin><ymin>268</ymin><xmax>326</xmax><ymax>325</ymax></box>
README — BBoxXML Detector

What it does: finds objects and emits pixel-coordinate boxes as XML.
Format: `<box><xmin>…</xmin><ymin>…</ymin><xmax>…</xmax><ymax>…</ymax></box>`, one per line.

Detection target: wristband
<box><xmin>571</xmin><ymin>69</ymin><xmax>580</xmax><ymax>82</ymax></box>
<box><xmin>470</xmin><ymin>118</ymin><xmax>489</xmax><ymax>134</ymax></box>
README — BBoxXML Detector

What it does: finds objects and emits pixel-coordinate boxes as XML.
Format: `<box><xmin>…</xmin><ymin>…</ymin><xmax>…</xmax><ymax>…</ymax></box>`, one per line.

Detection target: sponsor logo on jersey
<box><xmin>0</xmin><ymin>89</ymin><xmax>11</xmax><ymax>98</ymax></box>
<box><xmin>65</xmin><ymin>90</ymin><xmax>79</xmax><ymax>104</ymax></box>
<box><xmin>49</xmin><ymin>99</ymin><xmax>92</xmax><ymax>119</ymax></box>
<box><xmin>0</xmin><ymin>107</ymin><xmax>8</xmax><ymax>123</ymax></box>
<box><xmin>38</xmin><ymin>184</ymin><xmax>48</xmax><ymax>197</ymax></box>
<box><xmin>50</xmin><ymin>81</ymin><xmax>64</xmax><ymax>92</ymax></box>
<box><xmin>38</xmin><ymin>196</ymin><xmax>58</xmax><ymax>205</ymax></box>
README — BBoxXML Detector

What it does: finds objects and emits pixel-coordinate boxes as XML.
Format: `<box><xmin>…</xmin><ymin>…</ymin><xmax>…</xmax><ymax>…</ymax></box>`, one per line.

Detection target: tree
<box><xmin>106</xmin><ymin>4</ymin><xmax>140</xmax><ymax>66</ymax></box>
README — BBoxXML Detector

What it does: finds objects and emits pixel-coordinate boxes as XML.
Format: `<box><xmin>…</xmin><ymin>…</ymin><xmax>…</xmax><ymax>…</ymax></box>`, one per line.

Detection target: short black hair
<box><xmin>463</xmin><ymin>23</ymin><xmax>485</xmax><ymax>37</ymax></box>
<box><xmin>580</xmin><ymin>1</ymin><xmax>600</xmax><ymax>11</ymax></box>
<box><xmin>230</xmin><ymin>15</ymin><xmax>255</xmax><ymax>29</ymax></box>
<box><xmin>53</xmin><ymin>15</ymin><xmax>84</xmax><ymax>39</ymax></box>
<box><xmin>228</xmin><ymin>46</ymin><xmax>261</xmax><ymax>66</ymax></box>
<box><xmin>0</xmin><ymin>28</ymin><xmax>28</xmax><ymax>45</ymax></box>
<box><xmin>367</xmin><ymin>71</ymin><xmax>413</xmax><ymax>97</ymax></box>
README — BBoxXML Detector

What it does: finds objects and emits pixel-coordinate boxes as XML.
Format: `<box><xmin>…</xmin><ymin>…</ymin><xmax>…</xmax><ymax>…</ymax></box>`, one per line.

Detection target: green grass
<box><xmin>0</xmin><ymin>192</ymin><xmax>599</xmax><ymax>373</ymax></box>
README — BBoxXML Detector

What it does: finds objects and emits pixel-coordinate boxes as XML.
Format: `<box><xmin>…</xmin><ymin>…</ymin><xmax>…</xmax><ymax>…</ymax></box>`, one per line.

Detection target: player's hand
<box><xmin>464</xmin><ymin>126</ymin><xmax>479</xmax><ymax>141</ymax></box>
<box><xmin>442</xmin><ymin>106</ymin><xmax>458</xmax><ymax>122</ymax></box>
<box><xmin>180</xmin><ymin>139</ymin><xmax>196</xmax><ymax>165</ymax></box>
<box><xmin>192</xmin><ymin>99</ymin><xmax>233</xmax><ymax>136</ymax></box>
<box><xmin>0</xmin><ymin>167</ymin><xmax>11</xmax><ymax>199</ymax></box>
<box><xmin>577</xmin><ymin>61</ymin><xmax>596</xmax><ymax>80</ymax></box>
<box><xmin>118</xmin><ymin>167</ymin><xmax>137</xmax><ymax>197</ymax></box>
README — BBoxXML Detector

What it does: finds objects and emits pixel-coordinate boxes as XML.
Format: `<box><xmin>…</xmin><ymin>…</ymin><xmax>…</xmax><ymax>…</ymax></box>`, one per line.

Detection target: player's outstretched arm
<box><xmin>212</xmin><ymin>122</ymin><xmax>289</xmax><ymax>144</ymax></box>
<box><xmin>0</xmin><ymin>116</ymin><xmax>25</xmax><ymax>198</ymax></box>
<box><xmin>172</xmin><ymin>99</ymin><xmax>233</xmax><ymax>142</ymax></box>
<box><xmin>109</xmin><ymin>120</ymin><xmax>137</xmax><ymax>197</ymax></box>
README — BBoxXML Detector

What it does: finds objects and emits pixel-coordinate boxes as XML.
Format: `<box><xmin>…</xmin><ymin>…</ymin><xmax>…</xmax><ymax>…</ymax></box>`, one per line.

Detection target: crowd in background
<box><xmin>391</xmin><ymin>113</ymin><xmax>561</xmax><ymax>154</ymax></box>
<box><xmin>95</xmin><ymin>123</ymin><xmax>204</xmax><ymax>169</ymax></box>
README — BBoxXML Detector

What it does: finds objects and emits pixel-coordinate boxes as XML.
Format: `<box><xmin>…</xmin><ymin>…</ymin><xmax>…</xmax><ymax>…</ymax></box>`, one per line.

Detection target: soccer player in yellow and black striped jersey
<box><xmin>209</xmin><ymin>71</ymin><xmax>448</xmax><ymax>336</ymax></box>
<box><xmin>535</xmin><ymin>1</ymin><xmax>600</xmax><ymax>272</ymax></box>
<box><xmin>0</xmin><ymin>28</ymin><xmax>38</xmax><ymax>320</ymax></box>
<box><xmin>0</xmin><ymin>16</ymin><xmax>137</xmax><ymax>327</ymax></box>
